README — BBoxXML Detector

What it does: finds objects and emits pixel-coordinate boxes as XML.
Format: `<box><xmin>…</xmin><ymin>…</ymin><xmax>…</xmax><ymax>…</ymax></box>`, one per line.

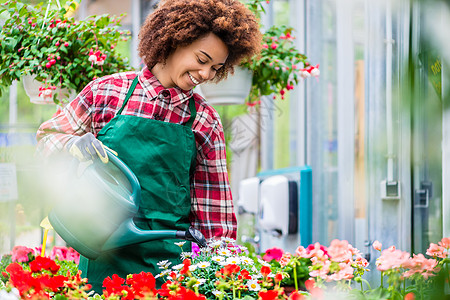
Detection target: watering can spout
<box><xmin>102</xmin><ymin>219</ymin><xmax>207</xmax><ymax>252</ymax></box>
<box><xmin>175</xmin><ymin>227</ymin><xmax>207</xmax><ymax>248</ymax></box>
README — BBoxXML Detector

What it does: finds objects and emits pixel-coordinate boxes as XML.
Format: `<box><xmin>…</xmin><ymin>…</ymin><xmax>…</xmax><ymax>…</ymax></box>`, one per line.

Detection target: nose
<box><xmin>199</xmin><ymin>67</ymin><xmax>215</xmax><ymax>81</ymax></box>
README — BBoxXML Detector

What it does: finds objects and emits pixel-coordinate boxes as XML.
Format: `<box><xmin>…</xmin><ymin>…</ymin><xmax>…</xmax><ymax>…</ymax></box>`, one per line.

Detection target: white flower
<box><xmin>310</xmin><ymin>68</ymin><xmax>320</xmax><ymax>77</ymax></box>
<box><xmin>217</xmin><ymin>248</ymin><xmax>231</xmax><ymax>256</ymax></box>
<box><xmin>238</xmin><ymin>245</ymin><xmax>248</xmax><ymax>252</ymax></box>
<box><xmin>197</xmin><ymin>261</ymin><xmax>211</xmax><ymax>268</ymax></box>
<box><xmin>188</xmin><ymin>265</ymin><xmax>197</xmax><ymax>272</ymax></box>
<box><xmin>212</xmin><ymin>290</ymin><xmax>223</xmax><ymax>297</ymax></box>
<box><xmin>155</xmin><ymin>269</ymin><xmax>171</xmax><ymax>279</ymax></box>
<box><xmin>301</xmin><ymin>70</ymin><xmax>311</xmax><ymax>78</ymax></box>
<box><xmin>201</xmin><ymin>246</ymin><xmax>213</xmax><ymax>254</ymax></box>
<box><xmin>257</xmin><ymin>258</ymin><xmax>271</xmax><ymax>267</ymax></box>
<box><xmin>247</xmin><ymin>279</ymin><xmax>261</xmax><ymax>291</ymax></box>
<box><xmin>225</xmin><ymin>256</ymin><xmax>241</xmax><ymax>265</ymax></box>
<box><xmin>88</xmin><ymin>54</ymin><xmax>97</xmax><ymax>63</ymax></box>
<box><xmin>209</xmin><ymin>240</ymin><xmax>222</xmax><ymax>248</ymax></box>
<box><xmin>175</xmin><ymin>241</ymin><xmax>186</xmax><ymax>247</ymax></box>
<box><xmin>193</xmin><ymin>278</ymin><xmax>206</xmax><ymax>287</ymax></box>
<box><xmin>180</xmin><ymin>252</ymin><xmax>193</xmax><ymax>260</ymax></box>
<box><xmin>240</xmin><ymin>256</ymin><xmax>253</xmax><ymax>265</ymax></box>
<box><xmin>221</xmin><ymin>237</ymin><xmax>236</xmax><ymax>244</ymax></box>
<box><xmin>157</xmin><ymin>260</ymin><xmax>171</xmax><ymax>269</ymax></box>
<box><xmin>211</xmin><ymin>256</ymin><xmax>224</xmax><ymax>263</ymax></box>
<box><xmin>172</xmin><ymin>264</ymin><xmax>184</xmax><ymax>270</ymax></box>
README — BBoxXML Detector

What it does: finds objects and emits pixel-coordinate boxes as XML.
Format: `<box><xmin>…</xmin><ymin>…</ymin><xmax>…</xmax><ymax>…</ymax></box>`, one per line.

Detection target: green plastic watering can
<box><xmin>48</xmin><ymin>149</ymin><xmax>206</xmax><ymax>260</ymax></box>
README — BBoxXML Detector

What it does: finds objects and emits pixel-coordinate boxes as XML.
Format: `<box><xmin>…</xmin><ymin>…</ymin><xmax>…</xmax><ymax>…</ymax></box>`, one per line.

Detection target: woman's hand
<box><xmin>67</xmin><ymin>133</ymin><xmax>109</xmax><ymax>163</ymax></box>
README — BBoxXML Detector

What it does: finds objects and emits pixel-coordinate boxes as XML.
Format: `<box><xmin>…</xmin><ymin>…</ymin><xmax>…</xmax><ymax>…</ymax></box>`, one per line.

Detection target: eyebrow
<box><xmin>200</xmin><ymin>50</ymin><xmax>225</xmax><ymax>65</ymax></box>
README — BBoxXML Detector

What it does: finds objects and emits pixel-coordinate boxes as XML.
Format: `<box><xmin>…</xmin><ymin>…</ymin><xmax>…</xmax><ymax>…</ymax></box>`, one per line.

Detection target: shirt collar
<box><xmin>138</xmin><ymin>66</ymin><xmax>193</xmax><ymax>107</ymax></box>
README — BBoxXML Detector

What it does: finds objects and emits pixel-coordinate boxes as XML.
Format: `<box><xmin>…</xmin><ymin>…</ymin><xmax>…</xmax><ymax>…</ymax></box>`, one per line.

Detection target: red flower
<box><xmin>304</xmin><ymin>278</ymin><xmax>315</xmax><ymax>290</ymax></box>
<box><xmin>220</xmin><ymin>264</ymin><xmax>241</xmax><ymax>278</ymax></box>
<box><xmin>103</xmin><ymin>274</ymin><xmax>136</xmax><ymax>300</ymax></box>
<box><xmin>274</xmin><ymin>272</ymin><xmax>283</xmax><ymax>283</ymax></box>
<box><xmin>405</xmin><ymin>292</ymin><xmax>415</xmax><ymax>300</ymax></box>
<box><xmin>103</xmin><ymin>273</ymin><xmax>125</xmax><ymax>292</ymax></box>
<box><xmin>29</xmin><ymin>256</ymin><xmax>60</xmax><ymax>274</ymax></box>
<box><xmin>260</xmin><ymin>265</ymin><xmax>271</xmax><ymax>277</ymax></box>
<box><xmin>289</xmin><ymin>291</ymin><xmax>305</xmax><ymax>300</ymax></box>
<box><xmin>240</xmin><ymin>269</ymin><xmax>252</xmax><ymax>280</ymax></box>
<box><xmin>259</xmin><ymin>289</ymin><xmax>280</xmax><ymax>300</ymax></box>
<box><xmin>126</xmin><ymin>271</ymin><xmax>156</xmax><ymax>297</ymax></box>
<box><xmin>38</xmin><ymin>273</ymin><xmax>67</xmax><ymax>292</ymax></box>
<box><xmin>180</xmin><ymin>258</ymin><xmax>191</xmax><ymax>275</ymax></box>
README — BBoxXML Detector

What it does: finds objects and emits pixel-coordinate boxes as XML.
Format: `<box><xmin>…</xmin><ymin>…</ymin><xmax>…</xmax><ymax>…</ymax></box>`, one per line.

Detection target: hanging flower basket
<box><xmin>0</xmin><ymin>1</ymin><xmax>132</xmax><ymax>105</ymax></box>
<box><xmin>199</xmin><ymin>66</ymin><xmax>253</xmax><ymax>105</ymax></box>
<box><xmin>22</xmin><ymin>75</ymin><xmax>75</xmax><ymax>105</ymax></box>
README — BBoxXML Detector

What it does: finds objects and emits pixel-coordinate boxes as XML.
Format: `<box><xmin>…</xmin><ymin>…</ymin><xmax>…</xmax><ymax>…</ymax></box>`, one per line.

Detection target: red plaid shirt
<box><xmin>36</xmin><ymin>67</ymin><xmax>237</xmax><ymax>239</ymax></box>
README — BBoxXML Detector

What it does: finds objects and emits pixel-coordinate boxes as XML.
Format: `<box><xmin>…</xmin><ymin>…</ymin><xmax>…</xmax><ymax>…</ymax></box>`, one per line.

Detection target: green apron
<box><xmin>79</xmin><ymin>76</ymin><xmax>197</xmax><ymax>293</ymax></box>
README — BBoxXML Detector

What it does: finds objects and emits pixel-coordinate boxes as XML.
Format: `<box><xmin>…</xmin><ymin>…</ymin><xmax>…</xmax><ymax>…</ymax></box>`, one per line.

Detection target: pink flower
<box><xmin>263</xmin><ymin>247</ymin><xmax>284</xmax><ymax>262</ymax></box>
<box><xmin>305</xmin><ymin>242</ymin><xmax>329</xmax><ymax>260</ymax></box>
<box><xmin>376</xmin><ymin>247</ymin><xmax>410</xmax><ymax>272</ymax></box>
<box><xmin>11</xmin><ymin>246</ymin><xmax>34</xmax><ymax>263</ymax></box>
<box><xmin>327</xmin><ymin>239</ymin><xmax>352</xmax><ymax>262</ymax></box>
<box><xmin>279</xmin><ymin>252</ymin><xmax>292</xmax><ymax>267</ymax></box>
<box><xmin>439</xmin><ymin>237</ymin><xmax>450</xmax><ymax>249</ymax></box>
<box><xmin>50</xmin><ymin>246</ymin><xmax>68</xmax><ymax>261</ymax></box>
<box><xmin>191</xmin><ymin>243</ymin><xmax>200</xmax><ymax>258</ymax></box>
<box><xmin>309</xmin><ymin>260</ymin><xmax>331</xmax><ymax>279</ymax></box>
<box><xmin>328</xmin><ymin>262</ymin><xmax>354</xmax><ymax>281</ymax></box>
<box><xmin>402</xmin><ymin>254</ymin><xmax>439</xmax><ymax>279</ymax></box>
<box><xmin>295</xmin><ymin>246</ymin><xmax>308</xmax><ymax>257</ymax></box>
<box><xmin>354</xmin><ymin>256</ymin><xmax>369</xmax><ymax>268</ymax></box>
<box><xmin>373</xmin><ymin>240</ymin><xmax>382</xmax><ymax>251</ymax></box>
<box><xmin>426</xmin><ymin>243</ymin><xmax>447</xmax><ymax>258</ymax></box>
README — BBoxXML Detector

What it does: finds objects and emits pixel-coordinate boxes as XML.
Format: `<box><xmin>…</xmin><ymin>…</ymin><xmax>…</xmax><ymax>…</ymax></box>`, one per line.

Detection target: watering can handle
<box><xmin>104</xmin><ymin>149</ymin><xmax>142</xmax><ymax>207</ymax></box>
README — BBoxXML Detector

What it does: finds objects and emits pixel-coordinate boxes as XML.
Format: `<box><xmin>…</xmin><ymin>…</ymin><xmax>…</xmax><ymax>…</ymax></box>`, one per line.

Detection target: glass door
<box><xmin>410</xmin><ymin>2</ymin><xmax>443</xmax><ymax>254</ymax></box>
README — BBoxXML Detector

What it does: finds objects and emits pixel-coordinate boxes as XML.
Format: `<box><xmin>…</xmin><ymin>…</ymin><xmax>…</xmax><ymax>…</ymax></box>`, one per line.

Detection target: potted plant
<box><xmin>199</xmin><ymin>0</ymin><xmax>319</xmax><ymax>106</ymax></box>
<box><xmin>0</xmin><ymin>0</ymin><xmax>133</xmax><ymax>105</ymax></box>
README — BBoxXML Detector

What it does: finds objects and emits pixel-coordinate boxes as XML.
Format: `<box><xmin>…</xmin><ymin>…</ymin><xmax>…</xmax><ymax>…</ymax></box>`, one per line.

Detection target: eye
<box><xmin>197</xmin><ymin>58</ymin><xmax>206</xmax><ymax>64</ymax></box>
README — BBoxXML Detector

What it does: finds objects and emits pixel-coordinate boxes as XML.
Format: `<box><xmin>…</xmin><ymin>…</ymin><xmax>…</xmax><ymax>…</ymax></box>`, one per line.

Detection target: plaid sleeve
<box><xmin>36</xmin><ymin>81</ymin><xmax>96</xmax><ymax>156</ymax></box>
<box><xmin>190</xmin><ymin>117</ymin><xmax>237</xmax><ymax>240</ymax></box>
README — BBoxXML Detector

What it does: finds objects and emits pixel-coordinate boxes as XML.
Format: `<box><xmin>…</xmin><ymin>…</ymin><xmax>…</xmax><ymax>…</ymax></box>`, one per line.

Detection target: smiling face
<box><xmin>151</xmin><ymin>33</ymin><xmax>229</xmax><ymax>91</ymax></box>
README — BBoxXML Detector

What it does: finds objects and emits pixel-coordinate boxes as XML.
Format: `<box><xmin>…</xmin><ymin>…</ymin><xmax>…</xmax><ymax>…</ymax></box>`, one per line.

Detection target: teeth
<box><xmin>189</xmin><ymin>73</ymin><xmax>199</xmax><ymax>85</ymax></box>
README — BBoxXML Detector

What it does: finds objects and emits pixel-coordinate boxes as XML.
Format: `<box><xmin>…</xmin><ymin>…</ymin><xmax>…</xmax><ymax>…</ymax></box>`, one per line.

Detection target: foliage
<box><xmin>1</xmin><ymin>238</ymin><xmax>449</xmax><ymax>299</ymax></box>
<box><xmin>154</xmin><ymin>238</ymin><xmax>287</xmax><ymax>300</ymax></box>
<box><xmin>0</xmin><ymin>0</ymin><xmax>132</xmax><ymax>104</ymax></box>
<box><xmin>261</xmin><ymin>247</ymin><xmax>311</xmax><ymax>290</ymax></box>
<box><xmin>242</xmin><ymin>0</ymin><xmax>319</xmax><ymax>104</ymax></box>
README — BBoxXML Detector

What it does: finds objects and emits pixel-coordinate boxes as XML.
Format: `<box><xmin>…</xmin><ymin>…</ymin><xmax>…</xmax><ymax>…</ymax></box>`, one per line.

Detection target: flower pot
<box><xmin>22</xmin><ymin>75</ymin><xmax>76</xmax><ymax>105</ymax></box>
<box><xmin>199</xmin><ymin>66</ymin><xmax>253</xmax><ymax>105</ymax></box>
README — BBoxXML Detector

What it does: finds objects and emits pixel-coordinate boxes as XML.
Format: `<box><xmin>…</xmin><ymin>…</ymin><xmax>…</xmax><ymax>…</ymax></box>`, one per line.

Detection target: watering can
<box><xmin>48</xmin><ymin>149</ymin><xmax>206</xmax><ymax>260</ymax></box>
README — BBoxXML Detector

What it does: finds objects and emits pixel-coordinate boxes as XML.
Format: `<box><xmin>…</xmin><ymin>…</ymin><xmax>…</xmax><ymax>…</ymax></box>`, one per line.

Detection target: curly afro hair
<box><xmin>138</xmin><ymin>0</ymin><xmax>262</xmax><ymax>81</ymax></box>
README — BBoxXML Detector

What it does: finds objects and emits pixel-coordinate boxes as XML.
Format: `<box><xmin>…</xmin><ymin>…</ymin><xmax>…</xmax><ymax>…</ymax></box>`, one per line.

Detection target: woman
<box><xmin>36</xmin><ymin>0</ymin><xmax>262</xmax><ymax>292</ymax></box>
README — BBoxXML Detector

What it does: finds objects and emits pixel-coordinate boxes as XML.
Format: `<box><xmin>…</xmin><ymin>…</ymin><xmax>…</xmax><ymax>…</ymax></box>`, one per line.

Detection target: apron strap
<box><xmin>116</xmin><ymin>75</ymin><xmax>197</xmax><ymax>128</ymax></box>
<box><xmin>116</xmin><ymin>76</ymin><xmax>139</xmax><ymax>116</ymax></box>
<box><xmin>185</xmin><ymin>97</ymin><xmax>197</xmax><ymax>128</ymax></box>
